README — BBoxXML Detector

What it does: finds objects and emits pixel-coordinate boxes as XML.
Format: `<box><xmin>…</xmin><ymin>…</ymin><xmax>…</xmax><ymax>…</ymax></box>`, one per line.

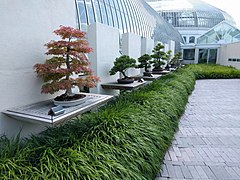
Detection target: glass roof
<box><xmin>75</xmin><ymin>0</ymin><xmax>183</xmax><ymax>47</ymax></box>
<box><xmin>197</xmin><ymin>21</ymin><xmax>240</xmax><ymax>44</ymax></box>
<box><xmin>145</xmin><ymin>0</ymin><xmax>236</xmax><ymax>28</ymax></box>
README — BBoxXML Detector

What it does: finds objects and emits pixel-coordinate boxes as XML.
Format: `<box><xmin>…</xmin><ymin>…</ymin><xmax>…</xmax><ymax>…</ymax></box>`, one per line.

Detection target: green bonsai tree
<box><xmin>170</xmin><ymin>52</ymin><xmax>182</xmax><ymax>67</ymax></box>
<box><xmin>164</xmin><ymin>50</ymin><xmax>172</xmax><ymax>69</ymax></box>
<box><xmin>109</xmin><ymin>55</ymin><xmax>136</xmax><ymax>79</ymax></box>
<box><xmin>151</xmin><ymin>43</ymin><xmax>166</xmax><ymax>70</ymax></box>
<box><xmin>164</xmin><ymin>50</ymin><xmax>172</xmax><ymax>65</ymax></box>
<box><xmin>137</xmin><ymin>54</ymin><xmax>152</xmax><ymax>72</ymax></box>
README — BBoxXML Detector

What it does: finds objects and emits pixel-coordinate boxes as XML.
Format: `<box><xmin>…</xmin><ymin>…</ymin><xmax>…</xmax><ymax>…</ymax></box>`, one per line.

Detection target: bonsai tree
<box><xmin>34</xmin><ymin>26</ymin><xmax>100</xmax><ymax>101</ymax></box>
<box><xmin>170</xmin><ymin>52</ymin><xmax>182</xmax><ymax>67</ymax></box>
<box><xmin>137</xmin><ymin>54</ymin><xmax>152</xmax><ymax>72</ymax></box>
<box><xmin>151</xmin><ymin>43</ymin><xmax>166</xmax><ymax>70</ymax></box>
<box><xmin>164</xmin><ymin>50</ymin><xmax>172</xmax><ymax>69</ymax></box>
<box><xmin>109</xmin><ymin>55</ymin><xmax>136</xmax><ymax>83</ymax></box>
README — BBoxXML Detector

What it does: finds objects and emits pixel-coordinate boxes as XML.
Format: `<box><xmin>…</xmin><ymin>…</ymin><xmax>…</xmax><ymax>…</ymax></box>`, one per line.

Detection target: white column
<box><xmin>87</xmin><ymin>23</ymin><xmax>120</xmax><ymax>95</ymax></box>
<box><xmin>122</xmin><ymin>33</ymin><xmax>141</xmax><ymax>77</ymax></box>
<box><xmin>141</xmin><ymin>37</ymin><xmax>154</xmax><ymax>55</ymax></box>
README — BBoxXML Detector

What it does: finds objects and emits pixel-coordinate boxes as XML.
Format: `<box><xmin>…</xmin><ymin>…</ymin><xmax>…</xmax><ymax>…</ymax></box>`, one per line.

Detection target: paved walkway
<box><xmin>156</xmin><ymin>79</ymin><xmax>240</xmax><ymax>180</ymax></box>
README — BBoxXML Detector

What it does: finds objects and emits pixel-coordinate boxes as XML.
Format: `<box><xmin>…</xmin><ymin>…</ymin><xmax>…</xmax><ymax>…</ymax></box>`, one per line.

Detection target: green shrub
<box><xmin>0</xmin><ymin>64</ymin><xmax>239</xmax><ymax>179</ymax></box>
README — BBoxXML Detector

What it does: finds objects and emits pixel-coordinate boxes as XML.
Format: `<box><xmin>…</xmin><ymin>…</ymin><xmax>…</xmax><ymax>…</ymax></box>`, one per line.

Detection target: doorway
<box><xmin>198</xmin><ymin>48</ymin><xmax>217</xmax><ymax>64</ymax></box>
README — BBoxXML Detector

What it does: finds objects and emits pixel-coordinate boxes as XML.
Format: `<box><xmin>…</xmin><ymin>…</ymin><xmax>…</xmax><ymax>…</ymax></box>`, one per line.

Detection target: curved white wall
<box><xmin>0</xmin><ymin>0</ymin><xmax>76</xmax><ymax>137</ymax></box>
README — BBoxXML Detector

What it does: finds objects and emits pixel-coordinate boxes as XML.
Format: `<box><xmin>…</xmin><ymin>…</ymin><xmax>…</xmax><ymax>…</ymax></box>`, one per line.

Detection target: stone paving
<box><xmin>156</xmin><ymin>79</ymin><xmax>240</xmax><ymax>180</ymax></box>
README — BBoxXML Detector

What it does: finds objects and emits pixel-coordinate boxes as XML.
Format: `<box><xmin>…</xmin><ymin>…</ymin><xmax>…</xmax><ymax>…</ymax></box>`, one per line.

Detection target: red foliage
<box><xmin>34</xmin><ymin>26</ymin><xmax>100</xmax><ymax>95</ymax></box>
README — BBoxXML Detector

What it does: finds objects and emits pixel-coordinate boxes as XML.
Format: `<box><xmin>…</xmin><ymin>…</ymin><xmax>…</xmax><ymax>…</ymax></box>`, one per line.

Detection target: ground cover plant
<box><xmin>0</xmin><ymin>64</ymin><xmax>240</xmax><ymax>179</ymax></box>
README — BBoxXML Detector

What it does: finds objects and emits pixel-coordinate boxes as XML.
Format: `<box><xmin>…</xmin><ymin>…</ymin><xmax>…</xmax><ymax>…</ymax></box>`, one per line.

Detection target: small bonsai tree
<box><xmin>164</xmin><ymin>50</ymin><xmax>172</xmax><ymax>69</ymax></box>
<box><xmin>109</xmin><ymin>55</ymin><xmax>136</xmax><ymax>79</ymax></box>
<box><xmin>137</xmin><ymin>54</ymin><xmax>152</xmax><ymax>72</ymax></box>
<box><xmin>34</xmin><ymin>26</ymin><xmax>100</xmax><ymax>100</ymax></box>
<box><xmin>170</xmin><ymin>52</ymin><xmax>182</xmax><ymax>67</ymax></box>
<box><xmin>164</xmin><ymin>50</ymin><xmax>172</xmax><ymax>64</ymax></box>
<box><xmin>151</xmin><ymin>43</ymin><xmax>166</xmax><ymax>70</ymax></box>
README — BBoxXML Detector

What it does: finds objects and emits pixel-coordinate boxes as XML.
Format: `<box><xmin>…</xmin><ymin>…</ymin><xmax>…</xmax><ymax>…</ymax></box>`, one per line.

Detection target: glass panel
<box><xmin>111</xmin><ymin>7</ymin><xmax>118</xmax><ymax>28</ymax></box>
<box><xmin>86</xmin><ymin>0</ymin><xmax>95</xmax><ymax>23</ymax></box>
<box><xmin>99</xmin><ymin>1</ymin><xmax>108</xmax><ymax>25</ymax></box>
<box><xmin>198</xmin><ymin>49</ymin><xmax>208</xmax><ymax>64</ymax></box>
<box><xmin>93</xmin><ymin>0</ymin><xmax>102</xmax><ymax>23</ymax></box>
<box><xmin>183</xmin><ymin>36</ymin><xmax>186</xmax><ymax>42</ymax></box>
<box><xmin>78</xmin><ymin>2</ymin><xmax>87</xmax><ymax>24</ymax></box>
<box><xmin>183</xmin><ymin>49</ymin><xmax>195</xmax><ymax>60</ymax></box>
<box><xmin>118</xmin><ymin>0</ymin><xmax>128</xmax><ymax>32</ymax></box>
<box><xmin>198</xmin><ymin>22</ymin><xmax>240</xmax><ymax>44</ymax></box>
<box><xmin>105</xmin><ymin>4</ymin><xmax>113</xmax><ymax>26</ymax></box>
<box><xmin>189</xmin><ymin>36</ymin><xmax>195</xmax><ymax>43</ymax></box>
<box><xmin>116</xmin><ymin>10</ymin><xmax>123</xmax><ymax>31</ymax></box>
<box><xmin>208</xmin><ymin>49</ymin><xmax>217</xmax><ymax>64</ymax></box>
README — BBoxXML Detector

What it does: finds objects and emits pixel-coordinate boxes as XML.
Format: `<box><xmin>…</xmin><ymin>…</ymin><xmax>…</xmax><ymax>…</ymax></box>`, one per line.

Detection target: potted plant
<box><xmin>109</xmin><ymin>55</ymin><xmax>136</xmax><ymax>84</ymax></box>
<box><xmin>34</xmin><ymin>26</ymin><xmax>100</xmax><ymax>107</ymax></box>
<box><xmin>170</xmin><ymin>52</ymin><xmax>182</xmax><ymax>68</ymax></box>
<box><xmin>137</xmin><ymin>54</ymin><xmax>153</xmax><ymax>77</ymax></box>
<box><xmin>164</xmin><ymin>50</ymin><xmax>172</xmax><ymax>70</ymax></box>
<box><xmin>151</xmin><ymin>43</ymin><xmax>166</xmax><ymax>71</ymax></box>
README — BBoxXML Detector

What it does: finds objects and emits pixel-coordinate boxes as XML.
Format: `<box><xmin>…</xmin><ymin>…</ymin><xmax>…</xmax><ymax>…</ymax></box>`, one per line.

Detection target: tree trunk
<box><xmin>65</xmin><ymin>46</ymin><xmax>73</xmax><ymax>96</ymax></box>
<box><xmin>121</xmin><ymin>71</ymin><xmax>128</xmax><ymax>79</ymax></box>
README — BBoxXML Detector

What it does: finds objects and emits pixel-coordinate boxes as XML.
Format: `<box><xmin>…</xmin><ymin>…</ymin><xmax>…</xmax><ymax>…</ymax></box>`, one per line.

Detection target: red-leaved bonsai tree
<box><xmin>34</xmin><ymin>26</ymin><xmax>100</xmax><ymax>101</ymax></box>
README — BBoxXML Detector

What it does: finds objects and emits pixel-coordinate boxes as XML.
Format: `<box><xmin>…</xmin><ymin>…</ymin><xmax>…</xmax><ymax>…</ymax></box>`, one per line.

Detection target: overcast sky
<box><xmin>202</xmin><ymin>0</ymin><xmax>240</xmax><ymax>28</ymax></box>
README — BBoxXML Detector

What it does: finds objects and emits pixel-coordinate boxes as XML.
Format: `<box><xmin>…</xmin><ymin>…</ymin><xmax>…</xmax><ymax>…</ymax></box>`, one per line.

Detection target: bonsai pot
<box><xmin>143</xmin><ymin>71</ymin><xmax>153</xmax><ymax>77</ymax></box>
<box><xmin>170</xmin><ymin>64</ymin><xmax>180</xmax><ymax>68</ymax></box>
<box><xmin>165</xmin><ymin>64</ymin><xmax>171</xmax><ymax>70</ymax></box>
<box><xmin>117</xmin><ymin>78</ymin><xmax>135</xmax><ymax>84</ymax></box>
<box><xmin>53</xmin><ymin>94</ymin><xmax>87</xmax><ymax>107</ymax></box>
<box><xmin>152</xmin><ymin>67</ymin><xmax>164</xmax><ymax>72</ymax></box>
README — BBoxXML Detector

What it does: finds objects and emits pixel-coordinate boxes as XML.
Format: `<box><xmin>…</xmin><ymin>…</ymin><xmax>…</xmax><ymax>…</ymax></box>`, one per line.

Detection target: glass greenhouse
<box><xmin>145</xmin><ymin>0</ymin><xmax>236</xmax><ymax>28</ymax></box>
<box><xmin>75</xmin><ymin>0</ymin><xmax>183</xmax><ymax>45</ymax></box>
<box><xmin>197</xmin><ymin>21</ymin><xmax>240</xmax><ymax>44</ymax></box>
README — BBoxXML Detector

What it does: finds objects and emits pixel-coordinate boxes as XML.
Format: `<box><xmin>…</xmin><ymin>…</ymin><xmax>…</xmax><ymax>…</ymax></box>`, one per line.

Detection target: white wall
<box><xmin>218</xmin><ymin>42</ymin><xmax>240</xmax><ymax>69</ymax></box>
<box><xmin>164</xmin><ymin>44</ymin><xmax>170</xmax><ymax>52</ymax></box>
<box><xmin>122</xmin><ymin>33</ymin><xmax>141</xmax><ymax>77</ymax></box>
<box><xmin>0</xmin><ymin>0</ymin><xmax>76</xmax><ymax>137</ymax></box>
<box><xmin>169</xmin><ymin>40</ymin><xmax>176</xmax><ymax>55</ymax></box>
<box><xmin>87</xmin><ymin>23</ymin><xmax>120</xmax><ymax>95</ymax></box>
<box><xmin>141</xmin><ymin>37</ymin><xmax>154</xmax><ymax>55</ymax></box>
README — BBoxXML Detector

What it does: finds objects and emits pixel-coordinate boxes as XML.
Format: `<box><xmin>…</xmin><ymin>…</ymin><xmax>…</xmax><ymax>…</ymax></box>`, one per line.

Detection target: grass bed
<box><xmin>0</xmin><ymin>64</ymin><xmax>240</xmax><ymax>179</ymax></box>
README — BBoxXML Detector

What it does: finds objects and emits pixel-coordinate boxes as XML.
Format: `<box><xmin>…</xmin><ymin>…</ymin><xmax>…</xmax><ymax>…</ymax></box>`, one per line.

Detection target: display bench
<box><xmin>3</xmin><ymin>93</ymin><xmax>113</xmax><ymax>126</ymax></box>
<box><xmin>150</xmin><ymin>70</ymin><xmax>171</xmax><ymax>75</ymax></box>
<box><xmin>101</xmin><ymin>81</ymin><xmax>147</xmax><ymax>91</ymax></box>
<box><xmin>131</xmin><ymin>74</ymin><xmax>162</xmax><ymax>81</ymax></box>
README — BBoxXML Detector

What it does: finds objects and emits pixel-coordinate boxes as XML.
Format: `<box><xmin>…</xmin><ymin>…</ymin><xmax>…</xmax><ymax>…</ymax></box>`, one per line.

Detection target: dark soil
<box><xmin>54</xmin><ymin>94</ymin><xmax>86</xmax><ymax>101</ymax></box>
<box><xmin>152</xmin><ymin>68</ymin><xmax>164</xmax><ymax>72</ymax></box>
<box><xmin>117</xmin><ymin>78</ymin><xmax>135</xmax><ymax>84</ymax></box>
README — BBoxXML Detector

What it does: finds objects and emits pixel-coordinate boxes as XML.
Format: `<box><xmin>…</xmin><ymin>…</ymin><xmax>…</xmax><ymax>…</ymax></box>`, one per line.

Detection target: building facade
<box><xmin>145</xmin><ymin>0</ymin><xmax>240</xmax><ymax>68</ymax></box>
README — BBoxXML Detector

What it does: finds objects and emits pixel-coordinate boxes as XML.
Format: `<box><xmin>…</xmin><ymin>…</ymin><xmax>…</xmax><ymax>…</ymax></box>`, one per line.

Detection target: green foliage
<box><xmin>1</xmin><ymin>64</ymin><xmax>240</xmax><ymax>179</ymax></box>
<box><xmin>137</xmin><ymin>54</ymin><xmax>152</xmax><ymax>72</ymax></box>
<box><xmin>151</xmin><ymin>43</ymin><xmax>166</xmax><ymax>69</ymax></box>
<box><xmin>164</xmin><ymin>50</ymin><xmax>172</xmax><ymax>65</ymax></box>
<box><xmin>170</xmin><ymin>52</ymin><xmax>182</xmax><ymax>66</ymax></box>
<box><xmin>109</xmin><ymin>55</ymin><xmax>136</xmax><ymax>78</ymax></box>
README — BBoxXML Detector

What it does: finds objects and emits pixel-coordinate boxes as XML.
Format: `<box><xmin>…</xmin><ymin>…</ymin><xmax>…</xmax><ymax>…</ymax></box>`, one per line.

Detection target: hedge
<box><xmin>0</xmin><ymin>64</ymin><xmax>239</xmax><ymax>179</ymax></box>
